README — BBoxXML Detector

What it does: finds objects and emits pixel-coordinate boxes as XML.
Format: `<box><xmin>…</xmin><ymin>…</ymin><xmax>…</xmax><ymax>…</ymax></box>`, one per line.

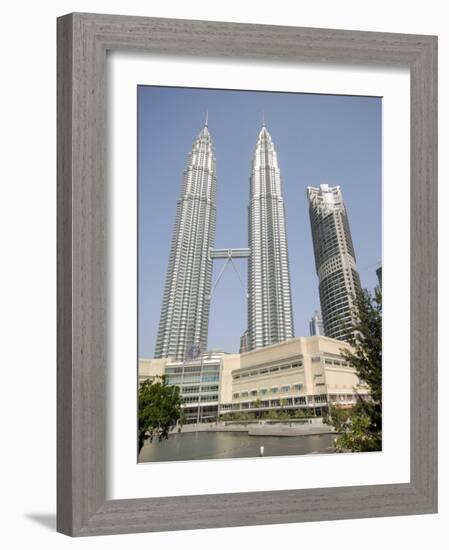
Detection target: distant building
<box><xmin>139</xmin><ymin>335</ymin><xmax>370</xmax><ymax>422</ymax></box>
<box><xmin>309</xmin><ymin>310</ymin><xmax>325</xmax><ymax>336</ymax></box>
<box><xmin>376</xmin><ymin>266</ymin><xmax>382</xmax><ymax>288</ymax></box>
<box><xmin>239</xmin><ymin>329</ymin><xmax>249</xmax><ymax>354</ymax></box>
<box><xmin>307</xmin><ymin>184</ymin><xmax>362</xmax><ymax>342</ymax></box>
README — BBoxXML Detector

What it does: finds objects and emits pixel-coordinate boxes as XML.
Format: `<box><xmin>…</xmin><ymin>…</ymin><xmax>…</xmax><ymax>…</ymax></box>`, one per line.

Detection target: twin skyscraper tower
<box><xmin>154</xmin><ymin>118</ymin><xmax>360</xmax><ymax>361</ymax></box>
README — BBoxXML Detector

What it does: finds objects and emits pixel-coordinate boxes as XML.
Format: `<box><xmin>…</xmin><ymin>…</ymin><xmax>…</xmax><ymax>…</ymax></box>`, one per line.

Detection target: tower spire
<box><xmin>248</xmin><ymin>125</ymin><xmax>294</xmax><ymax>350</ymax></box>
<box><xmin>262</xmin><ymin>110</ymin><xmax>266</xmax><ymax>127</ymax></box>
<box><xmin>205</xmin><ymin>110</ymin><xmax>209</xmax><ymax>127</ymax></box>
<box><xmin>155</xmin><ymin>123</ymin><xmax>216</xmax><ymax>361</ymax></box>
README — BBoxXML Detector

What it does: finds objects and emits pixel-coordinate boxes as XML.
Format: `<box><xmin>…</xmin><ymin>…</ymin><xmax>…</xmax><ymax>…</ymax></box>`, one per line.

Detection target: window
<box><xmin>241</xmin><ymin>391</ymin><xmax>249</xmax><ymax>398</ymax></box>
<box><xmin>270</xmin><ymin>387</ymin><xmax>279</xmax><ymax>394</ymax></box>
<box><xmin>293</xmin><ymin>384</ymin><xmax>302</xmax><ymax>391</ymax></box>
<box><xmin>202</xmin><ymin>375</ymin><xmax>219</xmax><ymax>383</ymax></box>
<box><xmin>184</xmin><ymin>366</ymin><xmax>201</xmax><ymax>373</ymax></box>
<box><xmin>165</xmin><ymin>375</ymin><xmax>182</xmax><ymax>384</ymax></box>
<box><xmin>250</xmin><ymin>390</ymin><xmax>258</xmax><ymax>396</ymax></box>
<box><xmin>233</xmin><ymin>393</ymin><xmax>240</xmax><ymax>399</ymax></box>
<box><xmin>280</xmin><ymin>385</ymin><xmax>290</xmax><ymax>393</ymax></box>
<box><xmin>202</xmin><ymin>385</ymin><xmax>219</xmax><ymax>392</ymax></box>
<box><xmin>181</xmin><ymin>375</ymin><xmax>201</xmax><ymax>384</ymax></box>
<box><xmin>314</xmin><ymin>394</ymin><xmax>327</xmax><ymax>403</ymax></box>
<box><xmin>182</xmin><ymin>386</ymin><xmax>200</xmax><ymax>394</ymax></box>
<box><xmin>165</xmin><ymin>366</ymin><xmax>183</xmax><ymax>374</ymax></box>
<box><xmin>182</xmin><ymin>395</ymin><xmax>200</xmax><ymax>403</ymax></box>
<box><xmin>200</xmin><ymin>394</ymin><xmax>218</xmax><ymax>402</ymax></box>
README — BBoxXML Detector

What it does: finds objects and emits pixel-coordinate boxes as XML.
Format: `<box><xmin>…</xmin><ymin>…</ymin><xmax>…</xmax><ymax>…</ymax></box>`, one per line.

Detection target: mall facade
<box><xmin>139</xmin><ymin>335</ymin><xmax>369</xmax><ymax>423</ymax></box>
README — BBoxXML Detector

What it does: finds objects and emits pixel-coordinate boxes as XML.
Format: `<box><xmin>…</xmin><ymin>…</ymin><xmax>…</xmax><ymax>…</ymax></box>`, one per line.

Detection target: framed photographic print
<box><xmin>57</xmin><ymin>13</ymin><xmax>437</xmax><ymax>536</ymax></box>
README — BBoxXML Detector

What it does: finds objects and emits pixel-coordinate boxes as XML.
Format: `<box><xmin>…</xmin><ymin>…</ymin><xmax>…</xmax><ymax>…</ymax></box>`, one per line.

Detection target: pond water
<box><xmin>139</xmin><ymin>431</ymin><xmax>337</xmax><ymax>462</ymax></box>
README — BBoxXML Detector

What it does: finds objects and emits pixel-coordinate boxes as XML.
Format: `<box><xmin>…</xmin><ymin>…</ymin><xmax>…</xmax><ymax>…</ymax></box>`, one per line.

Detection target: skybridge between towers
<box><xmin>209</xmin><ymin>248</ymin><xmax>250</xmax><ymax>260</ymax></box>
<box><xmin>208</xmin><ymin>247</ymin><xmax>251</xmax><ymax>300</ymax></box>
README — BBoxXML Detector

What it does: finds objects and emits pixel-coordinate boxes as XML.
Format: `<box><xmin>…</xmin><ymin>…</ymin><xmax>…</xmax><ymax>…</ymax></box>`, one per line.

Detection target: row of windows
<box><xmin>233</xmin><ymin>361</ymin><xmax>303</xmax><ymax>380</ymax></box>
<box><xmin>324</xmin><ymin>358</ymin><xmax>350</xmax><ymax>367</ymax></box>
<box><xmin>165</xmin><ymin>364</ymin><xmax>219</xmax><ymax>374</ymax></box>
<box><xmin>229</xmin><ymin>394</ymin><xmax>332</xmax><ymax>410</ymax></box>
<box><xmin>182</xmin><ymin>394</ymin><xmax>218</xmax><ymax>404</ymax></box>
<box><xmin>329</xmin><ymin>394</ymin><xmax>359</xmax><ymax>402</ymax></box>
<box><xmin>166</xmin><ymin>375</ymin><xmax>219</xmax><ymax>385</ymax></box>
<box><xmin>233</xmin><ymin>383</ymin><xmax>303</xmax><ymax>399</ymax></box>
<box><xmin>181</xmin><ymin>384</ymin><xmax>219</xmax><ymax>394</ymax></box>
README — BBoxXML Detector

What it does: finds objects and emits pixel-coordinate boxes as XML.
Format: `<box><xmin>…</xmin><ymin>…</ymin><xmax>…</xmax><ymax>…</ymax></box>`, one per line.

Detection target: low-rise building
<box><xmin>138</xmin><ymin>358</ymin><xmax>166</xmax><ymax>385</ymax></box>
<box><xmin>138</xmin><ymin>335</ymin><xmax>370</xmax><ymax>422</ymax></box>
<box><xmin>139</xmin><ymin>351</ymin><xmax>239</xmax><ymax>423</ymax></box>
<box><xmin>230</xmin><ymin>335</ymin><xmax>368</xmax><ymax>416</ymax></box>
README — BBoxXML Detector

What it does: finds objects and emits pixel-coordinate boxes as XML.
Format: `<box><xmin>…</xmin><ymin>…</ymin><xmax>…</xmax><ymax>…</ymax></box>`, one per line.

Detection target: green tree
<box><xmin>253</xmin><ymin>398</ymin><xmax>263</xmax><ymax>419</ymax></box>
<box><xmin>332</xmin><ymin>286</ymin><xmax>382</xmax><ymax>452</ymax></box>
<box><xmin>138</xmin><ymin>376</ymin><xmax>185</xmax><ymax>454</ymax></box>
<box><xmin>323</xmin><ymin>405</ymin><xmax>352</xmax><ymax>431</ymax></box>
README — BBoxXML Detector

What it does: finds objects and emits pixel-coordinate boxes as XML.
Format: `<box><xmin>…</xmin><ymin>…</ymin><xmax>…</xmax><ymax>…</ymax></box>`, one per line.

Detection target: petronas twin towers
<box><xmin>248</xmin><ymin>124</ymin><xmax>294</xmax><ymax>350</ymax></box>
<box><xmin>154</xmin><ymin>123</ymin><xmax>217</xmax><ymax>361</ymax></box>
<box><xmin>155</xmin><ymin>119</ymin><xmax>294</xmax><ymax>361</ymax></box>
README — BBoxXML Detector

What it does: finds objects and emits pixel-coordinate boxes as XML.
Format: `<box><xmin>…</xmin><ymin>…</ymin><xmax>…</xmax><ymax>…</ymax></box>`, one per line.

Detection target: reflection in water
<box><xmin>139</xmin><ymin>431</ymin><xmax>337</xmax><ymax>462</ymax></box>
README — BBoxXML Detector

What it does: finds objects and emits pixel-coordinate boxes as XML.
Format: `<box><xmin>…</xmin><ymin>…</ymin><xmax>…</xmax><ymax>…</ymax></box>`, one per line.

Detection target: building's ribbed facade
<box><xmin>307</xmin><ymin>184</ymin><xmax>361</xmax><ymax>341</ymax></box>
<box><xmin>247</xmin><ymin>124</ymin><xmax>294</xmax><ymax>350</ymax></box>
<box><xmin>155</xmin><ymin>123</ymin><xmax>217</xmax><ymax>360</ymax></box>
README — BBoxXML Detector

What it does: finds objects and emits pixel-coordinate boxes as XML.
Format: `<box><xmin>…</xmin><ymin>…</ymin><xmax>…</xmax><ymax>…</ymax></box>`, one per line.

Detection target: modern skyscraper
<box><xmin>307</xmin><ymin>184</ymin><xmax>361</xmax><ymax>341</ymax></box>
<box><xmin>155</xmin><ymin>121</ymin><xmax>217</xmax><ymax>360</ymax></box>
<box><xmin>309</xmin><ymin>310</ymin><xmax>325</xmax><ymax>336</ymax></box>
<box><xmin>247</xmin><ymin>124</ymin><xmax>294</xmax><ymax>350</ymax></box>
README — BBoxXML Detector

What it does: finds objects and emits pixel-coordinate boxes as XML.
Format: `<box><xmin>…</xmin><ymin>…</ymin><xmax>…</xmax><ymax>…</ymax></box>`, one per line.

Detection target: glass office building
<box><xmin>164</xmin><ymin>352</ymin><xmax>222</xmax><ymax>423</ymax></box>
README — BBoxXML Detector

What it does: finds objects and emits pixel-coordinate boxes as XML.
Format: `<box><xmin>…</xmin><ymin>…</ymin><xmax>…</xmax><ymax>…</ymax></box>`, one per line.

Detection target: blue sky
<box><xmin>138</xmin><ymin>86</ymin><xmax>381</xmax><ymax>357</ymax></box>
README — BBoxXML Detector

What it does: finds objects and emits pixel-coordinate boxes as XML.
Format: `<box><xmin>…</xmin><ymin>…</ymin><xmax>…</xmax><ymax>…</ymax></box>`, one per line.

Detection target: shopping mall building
<box><xmin>138</xmin><ymin>335</ymin><xmax>370</xmax><ymax>423</ymax></box>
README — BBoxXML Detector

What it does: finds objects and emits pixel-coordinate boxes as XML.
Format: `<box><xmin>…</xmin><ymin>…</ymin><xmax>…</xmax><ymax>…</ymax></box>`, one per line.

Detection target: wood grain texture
<box><xmin>57</xmin><ymin>12</ymin><xmax>438</xmax><ymax>537</ymax></box>
<box><xmin>57</xmin><ymin>13</ymin><xmax>74</xmax><ymax>536</ymax></box>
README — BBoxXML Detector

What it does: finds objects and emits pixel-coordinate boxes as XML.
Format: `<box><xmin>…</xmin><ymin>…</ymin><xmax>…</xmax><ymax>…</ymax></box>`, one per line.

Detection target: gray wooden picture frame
<box><xmin>57</xmin><ymin>12</ymin><xmax>438</xmax><ymax>537</ymax></box>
